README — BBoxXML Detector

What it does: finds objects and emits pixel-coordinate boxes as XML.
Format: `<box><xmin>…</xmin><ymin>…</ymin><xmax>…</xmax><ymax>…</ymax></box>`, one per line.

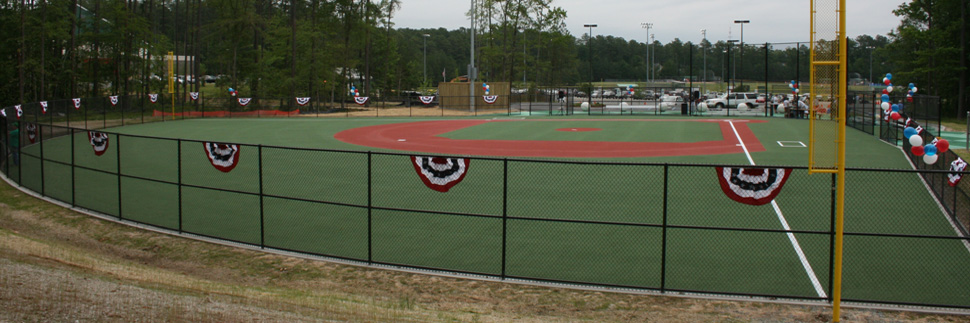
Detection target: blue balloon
<box><xmin>891</xmin><ymin>104</ymin><xmax>900</xmax><ymax>112</ymax></box>
<box><xmin>904</xmin><ymin>127</ymin><xmax>917</xmax><ymax>139</ymax></box>
<box><xmin>882</xmin><ymin>94</ymin><xmax>890</xmax><ymax>102</ymax></box>
<box><xmin>925</xmin><ymin>144</ymin><xmax>938</xmax><ymax>156</ymax></box>
<box><xmin>909</xmin><ymin>83</ymin><xmax>915</xmax><ymax>89</ymax></box>
<box><xmin>886</xmin><ymin>73</ymin><xmax>893</xmax><ymax>80</ymax></box>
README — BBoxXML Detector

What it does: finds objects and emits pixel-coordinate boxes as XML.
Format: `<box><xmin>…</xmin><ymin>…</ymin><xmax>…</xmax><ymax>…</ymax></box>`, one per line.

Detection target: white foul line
<box><xmin>727</xmin><ymin>120</ymin><xmax>828</xmax><ymax>298</ymax></box>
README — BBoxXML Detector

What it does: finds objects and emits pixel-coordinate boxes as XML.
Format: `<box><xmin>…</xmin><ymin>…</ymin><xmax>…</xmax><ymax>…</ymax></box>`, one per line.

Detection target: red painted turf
<box><xmin>334</xmin><ymin>119</ymin><xmax>767</xmax><ymax>158</ymax></box>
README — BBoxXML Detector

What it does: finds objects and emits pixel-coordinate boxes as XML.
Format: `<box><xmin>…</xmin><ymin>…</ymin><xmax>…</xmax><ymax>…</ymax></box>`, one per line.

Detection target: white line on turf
<box><xmin>728</xmin><ymin>120</ymin><xmax>828</xmax><ymax>299</ymax></box>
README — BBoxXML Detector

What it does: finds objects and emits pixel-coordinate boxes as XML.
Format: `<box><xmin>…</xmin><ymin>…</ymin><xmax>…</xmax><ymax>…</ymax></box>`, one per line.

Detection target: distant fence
<box><xmin>1</xmin><ymin>95</ymin><xmax>969</xmax><ymax>311</ymax></box>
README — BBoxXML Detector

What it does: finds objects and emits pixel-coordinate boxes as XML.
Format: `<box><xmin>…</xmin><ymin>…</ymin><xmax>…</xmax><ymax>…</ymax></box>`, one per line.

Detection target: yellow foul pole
<box><xmin>168</xmin><ymin>52</ymin><xmax>175</xmax><ymax>120</ymax></box>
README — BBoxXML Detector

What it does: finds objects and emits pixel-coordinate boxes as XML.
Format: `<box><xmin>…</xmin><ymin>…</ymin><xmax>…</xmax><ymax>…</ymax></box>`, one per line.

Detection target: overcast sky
<box><xmin>392</xmin><ymin>0</ymin><xmax>906</xmax><ymax>44</ymax></box>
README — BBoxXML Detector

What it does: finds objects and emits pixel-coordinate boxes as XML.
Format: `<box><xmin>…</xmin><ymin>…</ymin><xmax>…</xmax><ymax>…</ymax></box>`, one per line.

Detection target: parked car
<box><xmin>658</xmin><ymin>94</ymin><xmax>686</xmax><ymax>112</ymax></box>
<box><xmin>703</xmin><ymin>92</ymin><xmax>762</xmax><ymax>110</ymax></box>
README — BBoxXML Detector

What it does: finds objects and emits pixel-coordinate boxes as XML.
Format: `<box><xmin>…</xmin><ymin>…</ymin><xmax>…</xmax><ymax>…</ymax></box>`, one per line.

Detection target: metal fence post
<box><xmin>367</xmin><ymin>151</ymin><xmax>373</xmax><ymax>264</ymax></box>
<box><xmin>660</xmin><ymin>163</ymin><xmax>669</xmax><ymax>292</ymax></box>
<box><xmin>70</xmin><ymin>129</ymin><xmax>76</xmax><ymax>207</ymax></box>
<box><xmin>177</xmin><ymin>139</ymin><xmax>183</xmax><ymax>233</ymax></box>
<box><xmin>501</xmin><ymin>158</ymin><xmax>508</xmax><ymax>280</ymax></box>
<box><xmin>258</xmin><ymin>144</ymin><xmax>265</xmax><ymax>249</ymax></box>
<box><xmin>117</xmin><ymin>135</ymin><xmax>123</xmax><ymax>220</ymax></box>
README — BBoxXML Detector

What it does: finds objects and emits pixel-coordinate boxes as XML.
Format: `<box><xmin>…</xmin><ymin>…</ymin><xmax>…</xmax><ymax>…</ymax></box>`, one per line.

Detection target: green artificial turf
<box><xmin>9</xmin><ymin>115</ymin><xmax>970</xmax><ymax>307</ymax></box>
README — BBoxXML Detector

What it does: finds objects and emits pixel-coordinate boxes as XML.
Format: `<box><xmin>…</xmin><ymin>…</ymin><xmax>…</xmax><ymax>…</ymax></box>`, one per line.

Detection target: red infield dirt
<box><xmin>334</xmin><ymin>119</ymin><xmax>766</xmax><ymax>158</ymax></box>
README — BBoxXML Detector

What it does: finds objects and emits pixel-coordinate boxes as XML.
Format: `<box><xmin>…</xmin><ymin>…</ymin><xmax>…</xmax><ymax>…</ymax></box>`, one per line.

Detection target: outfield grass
<box><xmin>9</xmin><ymin>115</ymin><xmax>970</xmax><ymax>307</ymax></box>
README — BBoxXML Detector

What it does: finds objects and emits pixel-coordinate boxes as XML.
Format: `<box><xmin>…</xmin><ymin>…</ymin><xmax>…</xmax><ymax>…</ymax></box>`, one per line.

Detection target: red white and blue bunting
<box><xmin>88</xmin><ymin>131</ymin><xmax>109</xmax><ymax>156</ymax></box>
<box><xmin>715</xmin><ymin>167</ymin><xmax>791</xmax><ymax>206</ymax></box>
<box><xmin>949</xmin><ymin>158</ymin><xmax>967</xmax><ymax>187</ymax></box>
<box><xmin>1</xmin><ymin>109</ymin><xmax>6</xmax><ymax>118</ymax></box>
<box><xmin>483</xmin><ymin>95</ymin><xmax>498</xmax><ymax>104</ymax></box>
<box><xmin>190</xmin><ymin>92</ymin><xmax>200</xmax><ymax>101</ymax></box>
<box><xmin>203</xmin><ymin>142</ymin><xmax>241</xmax><ymax>173</ymax></box>
<box><xmin>72</xmin><ymin>98</ymin><xmax>81</xmax><ymax>110</ymax></box>
<box><xmin>109</xmin><ymin>96</ymin><xmax>119</xmax><ymax>106</ymax></box>
<box><xmin>419</xmin><ymin>96</ymin><xmax>435</xmax><ymax>105</ymax></box>
<box><xmin>149</xmin><ymin>94</ymin><xmax>159</xmax><ymax>104</ymax></box>
<box><xmin>296</xmin><ymin>97</ymin><xmax>311</xmax><ymax>106</ymax></box>
<box><xmin>238</xmin><ymin>98</ymin><xmax>252</xmax><ymax>106</ymax></box>
<box><xmin>40</xmin><ymin>101</ymin><xmax>48</xmax><ymax>114</ymax></box>
<box><xmin>354</xmin><ymin>97</ymin><xmax>369</xmax><ymax>106</ymax></box>
<box><xmin>25</xmin><ymin>123</ymin><xmax>36</xmax><ymax>143</ymax></box>
<box><xmin>411</xmin><ymin>156</ymin><xmax>470</xmax><ymax>192</ymax></box>
<box><xmin>14</xmin><ymin>105</ymin><xmax>22</xmax><ymax>119</ymax></box>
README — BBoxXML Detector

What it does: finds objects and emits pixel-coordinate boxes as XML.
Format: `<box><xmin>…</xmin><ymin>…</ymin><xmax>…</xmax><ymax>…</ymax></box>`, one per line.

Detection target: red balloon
<box><xmin>884</xmin><ymin>79</ymin><xmax>892</xmax><ymax>85</ymax></box>
<box><xmin>890</xmin><ymin>112</ymin><xmax>901</xmax><ymax>121</ymax></box>
<box><xmin>937</xmin><ymin>139</ymin><xmax>950</xmax><ymax>153</ymax></box>
<box><xmin>882</xmin><ymin>89</ymin><xmax>889</xmax><ymax>95</ymax></box>
<box><xmin>911</xmin><ymin>145</ymin><xmax>925</xmax><ymax>156</ymax></box>
<box><xmin>907</xmin><ymin>96</ymin><xmax>914</xmax><ymax>102</ymax></box>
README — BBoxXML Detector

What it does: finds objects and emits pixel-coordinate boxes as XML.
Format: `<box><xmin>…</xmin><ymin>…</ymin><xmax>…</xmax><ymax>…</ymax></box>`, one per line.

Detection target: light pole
<box><xmin>701</xmin><ymin>29</ymin><xmax>707</xmax><ymax>93</ymax></box>
<box><xmin>469</xmin><ymin>0</ymin><xmax>476</xmax><ymax>112</ymax></box>
<box><xmin>584</xmin><ymin>24</ymin><xmax>597</xmax><ymax>86</ymax></box>
<box><xmin>734</xmin><ymin>20</ymin><xmax>749</xmax><ymax>90</ymax></box>
<box><xmin>866</xmin><ymin>45</ymin><xmax>875</xmax><ymax>90</ymax></box>
<box><xmin>642</xmin><ymin>23</ymin><xmax>652</xmax><ymax>83</ymax></box>
<box><xmin>422</xmin><ymin>34</ymin><xmax>430</xmax><ymax>85</ymax></box>
<box><xmin>727</xmin><ymin>39</ymin><xmax>739</xmax><ymax>108</ymax></box>
<box><xmin>650</xmin><ymin>33</ymin><xmax>655</xmax><ymax>80</ymax></box>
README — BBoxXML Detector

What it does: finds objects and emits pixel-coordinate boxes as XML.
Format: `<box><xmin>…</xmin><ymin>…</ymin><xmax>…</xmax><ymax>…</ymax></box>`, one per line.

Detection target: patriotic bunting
<box><xmin>14</xmin><ymin>105</ymin><xmax>22</xmax><ymax>119</ymax></box>
<box><xmin>411</xmin><ymin>156</ymin><xmax>470</xmax><ymax>192</ymax></box>
<box><xmin>190</xmin><ymin>92</ymin><xmax>200</xmax><ymax>100</ymax></box>
<box><xmin>296</xmin><ymin>97</ymin><xmax>311</xmax><ymax>106</ymax></box>
<box><xmin>1</xmin><ymin>109</ymin><xmax>6</xmax><ymax>117</ymax></box>
<box><xmin>419</xmin><ymin>96</ymin><xmax>435</xmax><ymax>105</ymax></box>
<box><xmin>25</xmin><ymin>123</ymin><xmax>37</xmax><ymax>143</ymax></box>
<box><xmin>40</xmin><ymin>101</ymin><xmax>48</xmax><ymax>114</ymax></box>
<box><xmin>149</xmin><ymin>94</ymin><xmax>159</xmax><ymax>103</ymax></box>
<box><xmin>87</xmin><ymin>131</ymin><xmax>109</xmax><ymax>156</ymax></box>
<box><xmin>483</xmin><ymin>95</ymin><xmax>498</xmax><ymax>104</ymax></box>
<box><xmin>715</xmin><ymin>167</ymin><xmax>791</xmax><ymax>206</ymax></box>
<box><xmin>238</xmin><ymin>98</ymin><xmax>252</xmax><ymax>106</ymax></box>
<box><xmin>204</xmin><ymin>142</ymin><xmax>241</xmax><ymax>173</ymax></box>
<box><xmin>109</xmin><ymin>96</ymin><xmax>119</xmax><ymax>106</ymax></box>
<box><xmin>72</xmin><ymin>98</ymin><xmax>81</xmax><ymax>110</ymax></box>
<box><xmin>950</xmin><ymin>158</ymin><xmax>968</xmax><ymax>187</ymax></box>
<box><xmin>354</xmin><ymin>97</ymin><xmax>369</xmax><ymax>106</ymax></box>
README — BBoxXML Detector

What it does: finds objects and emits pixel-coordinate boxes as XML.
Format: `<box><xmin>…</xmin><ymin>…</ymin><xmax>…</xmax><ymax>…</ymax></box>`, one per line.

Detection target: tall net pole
<box><xmin>809</xmin><ymin>0</ymin><xmax>846</xmax><ymax>321</ymax></box>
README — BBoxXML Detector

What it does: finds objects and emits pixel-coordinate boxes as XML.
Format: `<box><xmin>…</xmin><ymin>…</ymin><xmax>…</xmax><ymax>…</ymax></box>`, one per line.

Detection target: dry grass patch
<box><xmin>0</xmin><ymin>180</ymin><xmax>967</xmax><ymax>322</ymax></box>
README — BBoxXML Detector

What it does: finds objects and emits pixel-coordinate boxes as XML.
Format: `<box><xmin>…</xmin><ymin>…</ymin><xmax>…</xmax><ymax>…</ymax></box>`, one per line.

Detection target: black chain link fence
<box><xmin>1</xmin><ymin>96</ymin><xmax>969</xmax><ymax>309</ymax></box>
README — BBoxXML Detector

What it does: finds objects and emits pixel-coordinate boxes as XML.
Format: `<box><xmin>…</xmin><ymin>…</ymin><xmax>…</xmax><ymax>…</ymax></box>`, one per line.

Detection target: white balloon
<box><xmin>910</xmin><ymin>135</ymin><xmax>924</xmax><ymax>147</ymax></box>
<box><xmin>580</xmin><ymin>102</ymin><xmax>590</xmax><ymax>111</ymax></box>
<box><xmin>924</xmin><ymin>154</ymin><xmax>938</xmax><ymax>164</ymax></box>
<box><xmin>911</xmin><ymin>87</ymin><xmax>918</xmax><ymax>93</ymax></box>
<box><xmin>881</xmin><ymin>102</ymin><xmax>890</xmax><ymax>110</ymax></box>
<box><xmin>887</xmin><ymin>86</ymin><xmax>894</xmax><ymax>93</ymax></box>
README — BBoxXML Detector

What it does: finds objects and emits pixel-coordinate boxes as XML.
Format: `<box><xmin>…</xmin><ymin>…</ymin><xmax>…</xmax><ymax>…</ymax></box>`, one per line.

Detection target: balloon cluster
<box><xmin>227</xmin><ymin>87</ymin><xmax>238</xmax><ymax>97</ymax></box>
<box><xmin>906</xmin><ymin>82</ymin><xmax>918</xmax><ymax>102</ymax></box>
<box><xmin>627</xmin><ymin>85</ymin><xmax>635</xmax><ymax>96</ymax></box>
<box><xmin>350</xmin><ymin>85</ymin><xmax>359</xmax><ymax>97</ymax></box>
<box><xmin>881</xmin><ymin>73</ymin><xmax>895</xmax><ymax>94</ymax></box>
<box><xmin>482</xmin><ymin>82</ymin><xmax>490</xmax><ymax>95</ymax></box>
<box><xmin>905</xmin><ymin>125</ymin><xmax>950</xmax><ymax>164</ymax></box>
<box><xmin>788</xmin><ymin>80</ymin><xmax>799</xmax><ymax>95</ymax></box>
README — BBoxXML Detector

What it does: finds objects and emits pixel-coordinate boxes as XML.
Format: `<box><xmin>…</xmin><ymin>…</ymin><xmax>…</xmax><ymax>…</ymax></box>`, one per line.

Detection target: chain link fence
<box><xmin>1</xmin><ymin>96</ymin><xmax>968</xmax><ymax>309</ymax></box>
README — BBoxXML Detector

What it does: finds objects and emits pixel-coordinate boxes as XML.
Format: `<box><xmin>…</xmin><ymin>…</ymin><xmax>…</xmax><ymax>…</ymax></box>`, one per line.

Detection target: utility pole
<box><xmin>701</xmin><ymin>29</ymin><xmax>707</xmax><ymax>93</ymax></box>
<box><xmin>469</xmin><ymin>0</ymin><xmax>476</xmax><ymax>112</ymax></box>
<box><xmin>642</xmin><ymin>23</ymin><xmax>652</xmax><ymax>83</ymax></box>
<box><xmin>734</xmin><ymin>20</ymin><xmax>749</xmax><ymax>91</ymax></box>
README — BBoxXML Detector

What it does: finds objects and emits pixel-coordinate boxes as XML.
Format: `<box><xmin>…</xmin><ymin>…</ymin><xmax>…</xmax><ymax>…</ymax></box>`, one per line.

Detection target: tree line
<box><xmin>0</xmin><ymin>0</ymin><xmax>965</xmax><ymax>115</ymax></box>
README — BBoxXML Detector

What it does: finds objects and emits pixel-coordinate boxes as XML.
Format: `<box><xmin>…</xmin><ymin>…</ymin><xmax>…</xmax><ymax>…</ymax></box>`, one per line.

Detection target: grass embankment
<box><xmin>1</xmin><ymin>180</ymin><xmax>968</xmax><ymax>321</ymax></box>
